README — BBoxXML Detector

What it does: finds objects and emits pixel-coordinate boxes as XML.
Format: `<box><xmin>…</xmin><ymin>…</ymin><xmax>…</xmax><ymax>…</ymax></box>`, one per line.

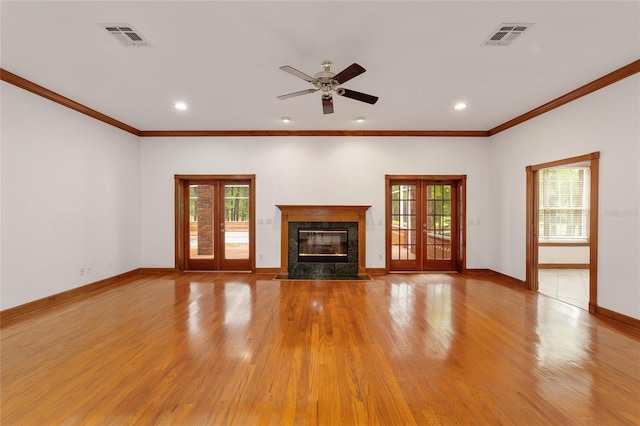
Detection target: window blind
<box><xmin>538</xmin><ymin>167</ymin><xmax>590</xmax><ymax>241</ymax></box>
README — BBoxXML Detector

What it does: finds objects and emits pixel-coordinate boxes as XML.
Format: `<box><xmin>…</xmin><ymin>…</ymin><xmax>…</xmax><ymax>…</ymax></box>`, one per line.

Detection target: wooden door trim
<box><xmin>174</xmin><ymin>174</ymin><xmax>256</xmax><ymax>272</ymax></box>
<box><xmin>458</xmin><ymin>176</ymin><xmax>467</xmax><ymax>273</ymax></box>
<box><xmin>386</xmin><ymin>174</ymin><xmax>467</xmax><ymax>181</ymax></box>
<box><xmin>525</xmin><ymin>152</ymin><xmax>599</xmax><ymax>313</ymax></box>
<box><xmin>525</xmin><ymin>166</ymin><xmax>539</xmax><ymax>291</ymax></box>
<box><xmin>385</xmin><ymin>175</ymin><xmax>466</xmax><ymax>273</ymax></box>
<box><xmin>528</xmin><ymin>153</ymin><xmax>597</xmax><ymax>172</ymax></box>
<box><xmin>587</xmin><ymin>155</ymin><xmax>599</xmax><ymax>313</ymax></box>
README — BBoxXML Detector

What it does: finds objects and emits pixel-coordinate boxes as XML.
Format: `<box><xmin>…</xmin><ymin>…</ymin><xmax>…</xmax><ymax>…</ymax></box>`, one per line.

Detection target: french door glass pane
<box><xmin>391</xmin><ymin>184</ymin><xmax>417</xmax><ymax>260</ymax></box>
<box><xmin>224</xmin><ymin>184</ymin><xmax>250</xmax><ymax>260</ymax></box>
<box><xmin>189</xmin><ymin>185</ymin><xmax>215</xmax><ymax>260</ymax></box>
<box><xmin>425</xmin><ymin>185</ymin><xmax>452</xmax><ymax>261</ymax></box>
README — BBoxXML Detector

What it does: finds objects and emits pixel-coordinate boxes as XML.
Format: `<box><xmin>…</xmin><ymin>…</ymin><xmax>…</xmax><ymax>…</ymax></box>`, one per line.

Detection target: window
<box><xmin>538</xmin><ymin>166</ymin><xmax>590</xmax><ymax>242</ymax></box>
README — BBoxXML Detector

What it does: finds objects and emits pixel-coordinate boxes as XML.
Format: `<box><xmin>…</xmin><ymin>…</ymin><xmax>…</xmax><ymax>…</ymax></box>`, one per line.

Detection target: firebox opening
<box><xmin>298</xmin><ymin>229</ymin><xmax>348</xmax><ymax>263</ymax></box>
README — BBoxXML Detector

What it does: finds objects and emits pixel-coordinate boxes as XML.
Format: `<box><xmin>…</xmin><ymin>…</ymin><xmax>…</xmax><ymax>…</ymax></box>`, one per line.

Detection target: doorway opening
<box><xmin>175</xmin><ymin>175</ymin><xmax>255</xmax><ymax>272</ymax></box>
<box><xmin>526</xmin><ymin>153</ymin><xmax>599</xmax><ymax>312</ymax></box>
<box><xmin>385</xmin><ymin>175</ymin><xmax>466</xmax><ymax>273</ymax></box>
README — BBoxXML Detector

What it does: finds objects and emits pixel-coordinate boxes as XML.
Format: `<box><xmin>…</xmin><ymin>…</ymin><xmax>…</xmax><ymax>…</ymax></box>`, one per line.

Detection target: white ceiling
<box><xmin>1</xmin><ymin>1</ymin><xmax>639</xmax><ymax>132</ymax></box>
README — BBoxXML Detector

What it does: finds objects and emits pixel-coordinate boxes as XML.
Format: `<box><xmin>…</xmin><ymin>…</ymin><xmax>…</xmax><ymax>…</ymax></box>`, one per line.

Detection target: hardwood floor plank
<box><xmin>2</xmin><ymin>272</ymin><xmax>640</xmax><ymax>424</ymax></box>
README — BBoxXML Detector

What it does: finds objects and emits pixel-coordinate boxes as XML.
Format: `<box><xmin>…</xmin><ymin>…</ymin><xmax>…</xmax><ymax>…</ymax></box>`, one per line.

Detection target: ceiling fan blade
<box><xmin>337</xmin><ymin>88</ymin><xmax>379</xmax><ymax>105</ymax></box>
<box><xmin>279</xmin><ymin>65</ymin><xmax>316</xmax><ymax>83</ymax></box>
<box><xmin>333</xmin><ymin>63</ymin><xmax>366</xmax><ymax>84</ymax></box>
<box><xmin>277</xmin><ymin>88</ymin><xmax>318</xmax><ymax>100</ymax></box>
<box><xmin>322</xmin><ymin>95</ymin><xmax>334</xmax><ymax>114</ymax></box>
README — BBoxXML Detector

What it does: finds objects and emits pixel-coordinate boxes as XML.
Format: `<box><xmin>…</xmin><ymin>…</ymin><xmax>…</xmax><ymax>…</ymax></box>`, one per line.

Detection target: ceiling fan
<box><xmin>277</xmin><ymin>61</ymin><xmax>379</xmax><ymax>114</ymax></box>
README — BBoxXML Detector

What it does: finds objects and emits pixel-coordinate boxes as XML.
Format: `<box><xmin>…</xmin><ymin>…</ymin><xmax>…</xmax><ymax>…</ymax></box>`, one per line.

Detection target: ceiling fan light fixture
<box><xmin>174</xmin><ymin>102</ymin><xmax>188</xmax><ymax>111</ymax></box>
<box><xmin>454</xmin><ymin>102</ymin><xmax>467</xmax><ymax>111</ymax></box>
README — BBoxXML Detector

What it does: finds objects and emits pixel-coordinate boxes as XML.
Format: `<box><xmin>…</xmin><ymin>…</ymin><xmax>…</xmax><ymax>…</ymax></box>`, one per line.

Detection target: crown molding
<box><xmin>488</xmin><ymin>59</ymin><xmax>640</xmax><ymax>136</ymax></box>
<box><xmin>3</xmin><ymin>60</ymin><xmax>639</xmax><ymax>138</ymax></box>
<box><xmin>0</xmin><ymin>68</ymin><xmax>141</xmax><ymax>136</ymax></box>
<box><xmin>138</xmin><ymin>130</ymin><xmax>488</xmax><ymax>137</ymax></box>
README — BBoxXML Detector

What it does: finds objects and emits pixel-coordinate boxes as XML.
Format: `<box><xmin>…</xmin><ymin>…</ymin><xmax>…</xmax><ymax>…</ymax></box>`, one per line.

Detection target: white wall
<box><xmin>489</xmin><ymin>74</ymin><xmax>640</xmax><ymax>319</ymax></box>
<box><xmin>0</xmin><ymin>82</ymin><xmax>141</xmax><ymax>310</ymax></box>
<box><xmin>538</xmin><ymin>246</ymin><xmax>589</xmax><ymax>264</ymax></box>
<box><xmin>140</xmin><ymin>137</ymin><xmax>491</xmax><ymax>270</ymax></box>
<box><xmin>3</xmin><ymin>72</ymin><xmax>638</xmax><ymax>321</ymax></box>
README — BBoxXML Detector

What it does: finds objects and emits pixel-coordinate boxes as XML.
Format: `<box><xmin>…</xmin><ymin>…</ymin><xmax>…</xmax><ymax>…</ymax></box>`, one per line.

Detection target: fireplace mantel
<box><xmin>276</xmin><ymin>205</ymin><xmax>370</xmax><ymax>276</ymax></box>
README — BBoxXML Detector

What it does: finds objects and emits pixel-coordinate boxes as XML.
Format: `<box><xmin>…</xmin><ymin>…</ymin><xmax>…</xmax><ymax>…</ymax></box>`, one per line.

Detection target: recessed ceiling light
<box><xmin>281</xmin><ymin>117</ymin><xmax>291</xmax><ymax>123</ymax></box>
<box><xmin>356</xmin><ymin>117</ymin><xmax>365</xmax><ymax>123</ymax></box>
<box><xmin>174</xmin><ymin>102</ymin><xmax>188</xmax><ymax>111</ymax></box>
<box><xmin>454</xmin><ymin>102</ymin><xmax>467</xmax><ymax>111</ymax></box>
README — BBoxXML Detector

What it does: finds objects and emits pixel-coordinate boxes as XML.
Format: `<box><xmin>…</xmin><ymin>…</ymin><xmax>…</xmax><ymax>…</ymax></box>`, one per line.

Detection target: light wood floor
<box><xmin>2</xmin><ymin>272</ymin><xmax>640</xmax><ymax>425</ymax></box>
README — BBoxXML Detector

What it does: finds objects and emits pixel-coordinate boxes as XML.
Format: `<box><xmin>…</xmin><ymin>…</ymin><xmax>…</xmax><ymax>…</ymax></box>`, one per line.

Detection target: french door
<box><xmin>175</xmin><ymin>175</ymin><xmax>255</xmax><ymax>271</ymax></box>
<box><xmin>386</xmin><ymin>176</ymin><xmax>465</xmax><ymax>272</ymax></box>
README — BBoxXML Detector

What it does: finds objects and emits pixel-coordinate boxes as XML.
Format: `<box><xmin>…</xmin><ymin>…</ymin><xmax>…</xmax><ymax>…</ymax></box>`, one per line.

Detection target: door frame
<box><xmin>385</xmin><ymin>175</ymin><xmax>466</xmax><ymax>273</ymax></box>
<box><xmin>174</xmin><ymin>174</ymin><xmax>256</xmax><ymax>272</ymax></box>
<box><xmin>525</xmin><ymin>152</ymin><xmax>599</xmax><ymax>313</ymax></box>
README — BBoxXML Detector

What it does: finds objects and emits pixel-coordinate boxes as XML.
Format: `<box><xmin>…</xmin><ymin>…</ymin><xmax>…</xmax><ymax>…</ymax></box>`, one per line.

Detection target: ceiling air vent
<box><xmin>102</xmin><ymin>24</ymin><xmax>150</xmax><ymax>46</ymax></box>
<box><xmin>482</xmin><ymin>23</ymin><xmax>533</xmax><ymax>46</ymax></box>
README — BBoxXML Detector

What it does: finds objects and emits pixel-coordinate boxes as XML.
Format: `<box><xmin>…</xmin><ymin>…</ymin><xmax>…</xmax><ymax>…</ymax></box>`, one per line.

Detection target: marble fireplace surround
<box><xmin>276</xmin><ymin>205</ymin><xmax>370</xmax><ymax>278</ymax></box>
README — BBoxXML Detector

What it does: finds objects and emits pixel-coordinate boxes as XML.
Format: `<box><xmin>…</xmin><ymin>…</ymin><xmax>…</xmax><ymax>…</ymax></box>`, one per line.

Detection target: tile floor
<box><xmin>538</xmin><ymin>269</ymin><xmax>589</xmax><ymax>310</ymax></box>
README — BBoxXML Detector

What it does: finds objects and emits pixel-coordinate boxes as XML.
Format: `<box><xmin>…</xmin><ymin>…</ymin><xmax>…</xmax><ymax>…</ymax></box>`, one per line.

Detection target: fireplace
<box><xmin>276</xmin><ymin>205</ymin><xmax>370</xmax><ymax>279</ymax></box>
<box><xmin>287</xmin><ymin>222</ymin><xmax>358</xmax><ymax>277</ymax></box>
<box><xmin>298</xmin><ymin>228</ymin><xmax>348</xmax><ymax>263</ymax></box>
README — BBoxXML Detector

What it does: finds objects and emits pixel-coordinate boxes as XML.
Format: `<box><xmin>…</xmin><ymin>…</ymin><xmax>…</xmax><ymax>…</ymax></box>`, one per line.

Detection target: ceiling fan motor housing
<box><xmin>314</xmin><ymin>61</ymin><xmax>338</xmax><ymax>92</ymax></box>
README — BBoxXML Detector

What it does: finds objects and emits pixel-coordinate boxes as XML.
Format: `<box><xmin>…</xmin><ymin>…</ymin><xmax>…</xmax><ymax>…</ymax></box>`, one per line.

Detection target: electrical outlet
<box><xmin>86</xmin><ymin>267</ymin><xmax>92</xmax><ymax>275</ymax></box>
<box><xmin>79</xmin><ymin>268</ymin><xmax>85</xmax><ymax>276</ymax></box>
